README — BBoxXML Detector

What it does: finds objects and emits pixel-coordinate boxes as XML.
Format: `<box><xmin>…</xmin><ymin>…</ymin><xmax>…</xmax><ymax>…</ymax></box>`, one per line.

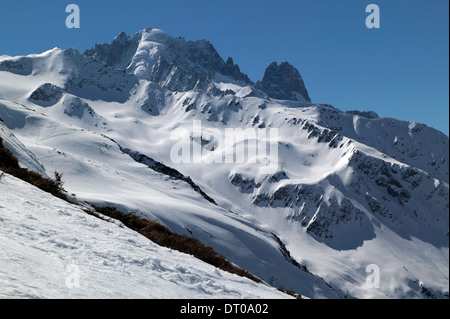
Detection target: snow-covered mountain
<box><xmin>0</xmin><ymin>27</ymin><xmax>448</xmax><ymax>299</ymax></box>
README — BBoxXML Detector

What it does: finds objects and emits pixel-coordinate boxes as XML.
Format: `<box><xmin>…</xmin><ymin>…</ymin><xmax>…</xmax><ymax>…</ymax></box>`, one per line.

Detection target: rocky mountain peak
<box><xmin>221</xmin><ymin>57</ymin><xmax>252</xmax><ymax>84</ymax></box>
<box><xmin>258</xmin><ymin>61</ymin><xmax>311</xmax><ymax>103</ymax></box>
<box><xmin>84</xmin><ymin>29</ymin><xmax>311</xmax><ymax>101</ymax></box>
<box><xmin>84</xmin><ymin>28</ymin><xmax>252</xmax><ymax>92</ymax></box>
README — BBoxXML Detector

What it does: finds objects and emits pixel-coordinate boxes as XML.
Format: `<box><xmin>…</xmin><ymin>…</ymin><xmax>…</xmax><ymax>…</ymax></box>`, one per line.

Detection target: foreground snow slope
<box><xmin>0</xmin><ymin>173</ymin><xmax>290</xmax><ymax>299</ymax></box>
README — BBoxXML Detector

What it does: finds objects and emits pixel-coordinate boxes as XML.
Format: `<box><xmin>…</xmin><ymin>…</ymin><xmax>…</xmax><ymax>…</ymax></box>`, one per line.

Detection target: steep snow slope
<box><xmin>0</xmin><ymin>173</ymin><xmax>290</xmax><ymax>299</ymax></box>
<box><xmin>0</xmin><ymin>99</ymin><xmax>341</xmax><ymax>299</ymax></box>
<box><xmin>0</xmin><ymin>112</ymin><xmax>47</xmax><ymax>176</ymax></box>
<box><xmin>0</xmin><ymin>27</ymin><xmax>448</xmax><ymax>299</ymax></box>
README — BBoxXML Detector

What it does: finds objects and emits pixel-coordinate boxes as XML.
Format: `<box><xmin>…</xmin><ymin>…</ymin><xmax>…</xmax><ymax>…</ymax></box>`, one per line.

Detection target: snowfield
<box><xmin>0</xmin><ymin>173</ymin><xmax>290</xmax><ymax>299</ymax></box>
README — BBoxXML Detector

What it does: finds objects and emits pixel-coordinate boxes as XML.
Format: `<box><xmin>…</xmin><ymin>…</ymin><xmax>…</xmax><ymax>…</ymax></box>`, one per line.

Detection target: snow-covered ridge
<box><xmin>316</xmin><ymin>105</ymin><xmax>449</xmax><ymax>182</ymax></box>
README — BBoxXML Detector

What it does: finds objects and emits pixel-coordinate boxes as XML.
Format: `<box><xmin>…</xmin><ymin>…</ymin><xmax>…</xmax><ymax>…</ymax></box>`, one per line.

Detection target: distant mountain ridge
<box><xmin>84</xmin><ymin>28</ymin><xmax>310</xmax><ymax>102</ymax></box>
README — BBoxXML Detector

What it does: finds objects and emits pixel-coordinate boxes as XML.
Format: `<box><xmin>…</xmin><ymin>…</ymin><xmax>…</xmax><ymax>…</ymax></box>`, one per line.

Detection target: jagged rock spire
<box><xmin>258</xmin><ymin>61</ymin><xmax>311</xmax><ymax>103</ymax></box>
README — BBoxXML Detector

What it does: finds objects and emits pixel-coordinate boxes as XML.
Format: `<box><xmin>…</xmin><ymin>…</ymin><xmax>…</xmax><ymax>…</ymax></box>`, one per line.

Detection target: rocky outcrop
<box><xmin>220</xmin><ymin>57</ymin><xmax>252</xmax><ymax>84</ymax></box>
<box><xmin>257</xmin><ymin>62</ymin><xmax>311</xmax><ymax>103</ymax></box>
<box><xmin>28</xmin><ymin>83</ymin><xmax>64</xmax><ymax>106</ymax></box>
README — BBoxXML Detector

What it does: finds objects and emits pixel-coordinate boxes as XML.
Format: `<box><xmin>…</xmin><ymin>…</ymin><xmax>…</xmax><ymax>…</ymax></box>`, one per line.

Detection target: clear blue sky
<box><xmin>1</xmin><ymin>0</ymin><xmax>448</xmax><ymax>134</ymax></box>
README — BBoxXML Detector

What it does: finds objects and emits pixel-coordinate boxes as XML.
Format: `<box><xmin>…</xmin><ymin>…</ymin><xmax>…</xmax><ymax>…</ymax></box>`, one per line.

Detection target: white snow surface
<box><xmin>0</xmin><ymin>173</ymin><xmax>290</xmax><ymax>299</ymax></box>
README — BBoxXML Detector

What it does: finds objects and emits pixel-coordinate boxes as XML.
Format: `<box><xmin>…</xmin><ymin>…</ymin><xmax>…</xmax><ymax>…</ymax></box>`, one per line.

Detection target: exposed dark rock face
<box><xmin>29</xmin><ymin>83</ymin><xmax>64</xmax><ymax>106</ymax></box>
<box><xmin>257</xmin><ymin>62</ymin><xmax>311</xmax><ymax>103</ymax></box>
<box><xmin>0</xmin><ymin>57</ymin><xmax>33</xmax><ymax>75</ymax></box>
<box><xmin>221</xmin><ymin>57</ymin><xmax>252</xmax><ymax>84</ymax></box>
<box><xmin>84</xmin><ymin>29</ymin><xmax>252</xmax><ymax>93</ymax></box>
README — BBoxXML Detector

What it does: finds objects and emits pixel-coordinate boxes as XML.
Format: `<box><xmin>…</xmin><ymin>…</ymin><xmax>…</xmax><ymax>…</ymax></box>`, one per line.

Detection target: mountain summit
<box><xmin>257</xmin><ymin>61</ymin><xmax>311</xmax><ymax>103</ymax></box>
<box><xmin>84</xmin><ymin>28</ymin><xmax>253</xmax><ymax>92</ymax></box>
<box><xmin>84</xmin><ymin>28</ymin><xmax>310</xmax><ymax>102</ymax></box>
